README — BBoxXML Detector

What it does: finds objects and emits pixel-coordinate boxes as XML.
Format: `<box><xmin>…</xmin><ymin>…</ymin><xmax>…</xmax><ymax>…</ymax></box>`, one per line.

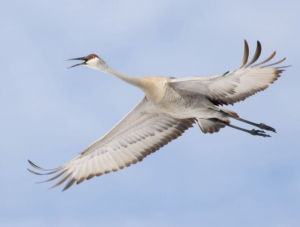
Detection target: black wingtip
<box><xmin>277</xmin><ymin>65</ymin><xmax>292</xmax><ymax>68</ymax></box>
<box><xmin>28</xmin><ymin>160</ymin><xmax>41</xmax><ymax>169</ymax></box>
<box><xmin>239</xmin><ymin>40</ymin><xmax>249</xmax><ymax>68</ymax></box>
<box><xmin>27</xmin><ymin>168</ymin><xmax>40</xmax><ymax>175</ymax></box>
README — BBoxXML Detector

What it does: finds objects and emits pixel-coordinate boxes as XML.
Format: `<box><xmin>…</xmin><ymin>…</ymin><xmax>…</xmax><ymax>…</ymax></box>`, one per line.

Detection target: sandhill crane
<box><xmin>28</xmin><ymin>40</ymin><xmax>287</xmax><ymax>191</ymax></box>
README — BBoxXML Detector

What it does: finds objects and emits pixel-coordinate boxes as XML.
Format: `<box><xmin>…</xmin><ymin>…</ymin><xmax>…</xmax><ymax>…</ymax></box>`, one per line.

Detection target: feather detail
<box><xmin>28</xmin><ymin>97</ymin><xmax>194</xmax><ymax>190</ymax></box>
<box><xmin>171</xmin><ymin>40</ymin><xmax>287</xmax><ymax>106</ymax></box>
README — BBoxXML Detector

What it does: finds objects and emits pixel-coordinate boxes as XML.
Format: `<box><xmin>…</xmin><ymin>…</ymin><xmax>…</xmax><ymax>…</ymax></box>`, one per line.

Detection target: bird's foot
<box><xmin>258</xmin><ymin>123</ymin><xmax>276</xmax><ymax>133</ymax></box>
<box><xmin>250</xmin><ymin>129</ymin><xmax>271</xmax><ymax>137</ymax></box>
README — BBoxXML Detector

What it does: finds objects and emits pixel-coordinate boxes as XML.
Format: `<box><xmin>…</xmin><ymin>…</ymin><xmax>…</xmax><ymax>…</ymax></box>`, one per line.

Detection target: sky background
<box><xmin>1</xmin><ymin>0</ymin><xmax>300</xmax><ymax>226</ymax></box>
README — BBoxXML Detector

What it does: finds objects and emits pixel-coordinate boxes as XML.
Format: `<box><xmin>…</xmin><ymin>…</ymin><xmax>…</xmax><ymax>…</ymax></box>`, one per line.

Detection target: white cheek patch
<box><xmin>86</xmin><ymin>58</ymin><xmax>108</xmax><ymax>71</ymax></box>
<box><xmin>87</xmin><ymin>58</ymin><xmax>99</xmax><ymax>69</ymax></box>
<box><xmin>88</xmin><ymin>58</ymin><xmax>98</xmax><ymax>65</ymax></box>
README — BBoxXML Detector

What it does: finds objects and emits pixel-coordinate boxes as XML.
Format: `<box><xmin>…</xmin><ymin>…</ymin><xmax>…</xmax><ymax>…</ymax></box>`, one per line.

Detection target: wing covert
<box><xmin>171</xmin><ymin>40</ymin><xmax>287</xmax><ymax>105</ymax></box>
<box><xmin>28</xmin><ymin>97</ymin><xmax>194</xmax><ymax>190</ymax></box>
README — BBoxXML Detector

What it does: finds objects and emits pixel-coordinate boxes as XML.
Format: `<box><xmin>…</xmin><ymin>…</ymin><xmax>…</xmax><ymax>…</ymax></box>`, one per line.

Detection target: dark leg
<box><xmin>233</xmin><ymin>117</ymin><xmax>276</xmax><ymax>132</ymax></box>
<box><xmin>216</xmin><ymin>109</ymin><xmax>276</xmax><ymax>133</ymax></box>
<box><xmin>210</xmin><ymin>118</ymin><xmax>271</xmax><ymax>137</ymax></box>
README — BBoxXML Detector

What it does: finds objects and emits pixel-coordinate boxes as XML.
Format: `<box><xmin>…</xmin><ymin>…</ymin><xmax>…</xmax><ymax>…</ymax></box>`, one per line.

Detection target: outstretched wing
<box><xmin>28</xmin><ymin>97</ymin><xmax>194</xmax><ymax>191</ymax></box>
<box><xmin>171</xmin><ymin>40</ymin><xmax>288</xmax><ymax>105</ymax></box>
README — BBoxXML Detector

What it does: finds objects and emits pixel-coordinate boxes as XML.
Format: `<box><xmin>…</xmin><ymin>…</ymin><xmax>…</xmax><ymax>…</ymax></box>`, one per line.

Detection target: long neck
<box><xmin>103</xmin><ymin>66</ymin><xmax>141</xmax><ymax>88</ymax></box>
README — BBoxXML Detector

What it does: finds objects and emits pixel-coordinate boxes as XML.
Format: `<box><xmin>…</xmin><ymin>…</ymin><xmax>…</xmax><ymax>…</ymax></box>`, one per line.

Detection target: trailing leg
<box><xmin>216</xmin><ymin>107</ymin><xmax>276</xmax><ymax>133</ymax></box>
<box><xmin>233</xmin><ymin>117</ymin><xmax>276</xmax><ymax>132</ymax></box>
<box><xmin>209</xmin><ymin>118</ymin><xmax>271</xmax><ymax>137</ymax></box>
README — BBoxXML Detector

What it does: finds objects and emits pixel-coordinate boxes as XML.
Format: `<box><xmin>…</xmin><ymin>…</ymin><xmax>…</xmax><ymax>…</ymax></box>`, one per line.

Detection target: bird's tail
<box><xmin>196</xmin><ymin>118</ymin><xmax>226</xmax><ymax>134</ymax></box>
<box><xmin>196</xmin><ymin>106</ymin><xmax>239</xmax><ymax>134</ymax></box>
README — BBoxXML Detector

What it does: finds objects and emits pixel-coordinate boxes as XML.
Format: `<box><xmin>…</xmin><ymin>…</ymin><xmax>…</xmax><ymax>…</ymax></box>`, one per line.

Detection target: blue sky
<box><xmin>1</xmin><ymin>0</ymin><xmax>300</xmax><ymax>226</ymax></box>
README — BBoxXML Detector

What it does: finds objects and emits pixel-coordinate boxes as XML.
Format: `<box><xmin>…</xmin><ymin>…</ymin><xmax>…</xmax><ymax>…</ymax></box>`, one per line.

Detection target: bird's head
<box><xmin>67</xmin><ymin>54</ymin><xmax>108</xmax><ymax>71</ymax></box>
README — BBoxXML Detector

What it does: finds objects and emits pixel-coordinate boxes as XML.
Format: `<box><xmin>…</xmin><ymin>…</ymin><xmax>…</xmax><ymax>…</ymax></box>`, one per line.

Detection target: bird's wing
<box><xmin>28</xmin><ymin>97</ymin><xmax>195</xmax><ymax>191</ymax></box>
<box><xmin>171</xmin><ymin>40</ymin><xmax>288</xmax><ymax>105</ymax></box>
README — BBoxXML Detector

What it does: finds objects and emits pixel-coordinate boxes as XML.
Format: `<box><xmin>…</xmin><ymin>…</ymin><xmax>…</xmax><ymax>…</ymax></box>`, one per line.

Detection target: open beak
<box><xmin>67</xmin><ymin>57</ymin><xmax>88</xmax><ymax>69</ymax></box>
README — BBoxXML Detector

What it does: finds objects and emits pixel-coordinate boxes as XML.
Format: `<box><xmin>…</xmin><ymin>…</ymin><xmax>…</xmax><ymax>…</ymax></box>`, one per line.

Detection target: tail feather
<box><xmin>197</xmin><ymin>118</ymin><xmax>225</xmax><ymax>134</ymax></box>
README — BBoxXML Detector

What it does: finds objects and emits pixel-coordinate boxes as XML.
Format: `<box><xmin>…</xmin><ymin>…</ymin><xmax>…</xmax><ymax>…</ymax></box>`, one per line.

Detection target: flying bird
<box><xmin>28</xmin><ymin>40</ymin><xmax>287</xmax><ymax>191</ymax></box>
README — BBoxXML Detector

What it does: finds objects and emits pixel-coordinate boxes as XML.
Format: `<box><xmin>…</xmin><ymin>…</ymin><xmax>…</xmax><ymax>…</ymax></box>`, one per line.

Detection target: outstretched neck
<box><xmin>103</xmin><ymin>66</ymin><xmax>141</xmax><ymax>88</ymax></box>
